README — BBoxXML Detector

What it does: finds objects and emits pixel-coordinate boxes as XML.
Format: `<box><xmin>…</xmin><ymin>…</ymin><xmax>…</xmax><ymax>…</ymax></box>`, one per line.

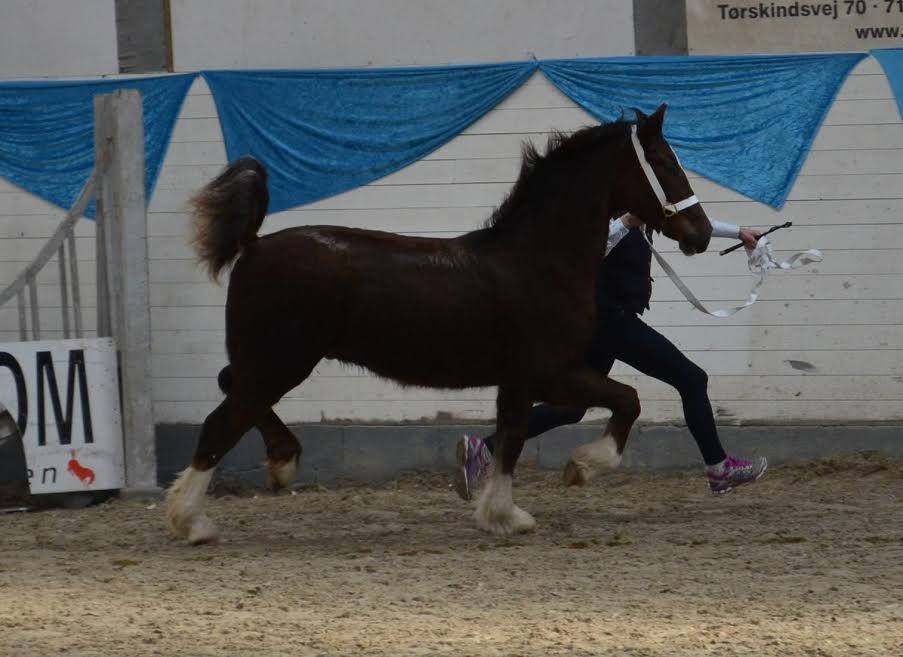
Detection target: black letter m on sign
<box><xmin>36</xmin><ymin>350</ymin><xmax>94</xmax><ymax>447</ymax></box>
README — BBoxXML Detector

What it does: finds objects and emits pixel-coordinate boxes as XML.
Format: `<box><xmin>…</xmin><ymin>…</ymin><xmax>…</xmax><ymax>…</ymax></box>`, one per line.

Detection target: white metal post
<box><xmin>102</xmin><ymin>89</ymin><xmax>158</xmax><ymax>494</ymax></box>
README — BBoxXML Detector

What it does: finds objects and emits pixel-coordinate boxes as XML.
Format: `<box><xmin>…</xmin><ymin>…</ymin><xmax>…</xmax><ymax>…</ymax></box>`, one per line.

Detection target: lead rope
<box><xmin>638</xmin><ymin>227</ymin><xmax>823</xmax><ymax>318</ymax></box>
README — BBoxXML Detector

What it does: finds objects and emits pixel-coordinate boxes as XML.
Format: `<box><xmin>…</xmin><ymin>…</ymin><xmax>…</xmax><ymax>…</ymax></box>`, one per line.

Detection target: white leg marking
<box><xmin>565</xmin><ymin>433</ymin><xmax>621</xmax><ymax>486</ymax></box>
<box><xmin>164</xmin><ymin>466</ymin><xmax>219</xmax><ymax>544</ymax></box>
<box><xmin>474</xmin><ymin>470</ymin><xmax>536</xmax><ymax>536</ymax></box>
<box><xmin>267</xmin><ymin>453</ymin><xmax>300</xmax><ymax>490</ymax></box>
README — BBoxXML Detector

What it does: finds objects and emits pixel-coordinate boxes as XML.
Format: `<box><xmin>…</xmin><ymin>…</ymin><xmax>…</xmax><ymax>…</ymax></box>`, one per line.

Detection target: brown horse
<box><xmin>165</xmin><ymin>104</ymin><xmax>712</xmax><ymax>544</ymax></box>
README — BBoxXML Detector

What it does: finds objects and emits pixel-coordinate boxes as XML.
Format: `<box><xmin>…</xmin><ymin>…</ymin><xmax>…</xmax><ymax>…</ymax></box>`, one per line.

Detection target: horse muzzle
<box><xmin>679</xmin><ymin>232</ymin><xmax>711</xmax><ymax>256</ymax></box>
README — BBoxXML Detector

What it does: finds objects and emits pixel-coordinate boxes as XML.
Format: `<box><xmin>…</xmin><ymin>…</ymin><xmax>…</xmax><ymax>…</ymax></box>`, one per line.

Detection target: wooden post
<box><xmin>101</xmin><ymin>89</ymin><xmax>158</xmax><ymax>494</ymax></box>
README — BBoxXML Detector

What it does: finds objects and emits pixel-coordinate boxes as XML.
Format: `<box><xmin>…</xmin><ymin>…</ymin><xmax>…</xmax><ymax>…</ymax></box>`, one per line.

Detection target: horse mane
<box><xmin>485</xmin><ymin>119</ymin><xmax>634</xmax><ymax>232</ymax></box>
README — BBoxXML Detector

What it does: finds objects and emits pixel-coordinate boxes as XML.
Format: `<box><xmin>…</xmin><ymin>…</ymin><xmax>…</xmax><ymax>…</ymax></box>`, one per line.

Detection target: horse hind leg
<box><xmin>474</xmin><ymin>385</ymin><xmax>536</xmax><ymax>536</ymax></box>
<box><xmin>259</xmin><ymin>410</ymin><xmax>301</xmax><ymax>491</ymax></box>
<box><xmin>218</xmin><ymin>366</ymin><xmax>301</xmax><ymax>491</ymax></box>
<box><xmin>562</xmin><ymin>376</ymin><xmax>640</xmax><ymax>486</ymax></box>
<box><xmin>535</xmin><ymin>368</ymin><xmax>640</xmax><ymax>486</ymax></box>
<box><xmin>564</xmin><ymin>433</ymin><xmax>622</xmax><ymax>487</ymax></box>
<box><xmin>165</xmin><ymin>394</ymin><xmax>270</xmax><ymax>544</ymax></box>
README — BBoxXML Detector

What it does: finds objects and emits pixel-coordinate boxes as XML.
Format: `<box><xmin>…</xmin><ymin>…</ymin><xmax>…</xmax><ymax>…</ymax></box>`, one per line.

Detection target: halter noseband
<box><xmin>630</xmin><ymin>125</ymin><xmax>699</xmax><ymax>218</ymax></box>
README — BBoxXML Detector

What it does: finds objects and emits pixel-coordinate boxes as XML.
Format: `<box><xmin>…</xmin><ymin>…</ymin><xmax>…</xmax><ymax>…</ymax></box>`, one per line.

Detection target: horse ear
<box><xmin>646</xmin><ymin>103</ymin><xmax>667</xmax><ymax>135</ymax></box>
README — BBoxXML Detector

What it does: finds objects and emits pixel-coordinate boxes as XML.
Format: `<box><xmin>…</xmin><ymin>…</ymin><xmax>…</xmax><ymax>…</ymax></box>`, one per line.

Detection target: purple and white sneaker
<box><xmin>453</xmin><ymin>434</ymin><xmax>492</xmax><ymax>501</ymax></box>
<box><xmin>707</xmin><ymin>454</ymin><xmax>768</xmax><ymax>495</ymax></box>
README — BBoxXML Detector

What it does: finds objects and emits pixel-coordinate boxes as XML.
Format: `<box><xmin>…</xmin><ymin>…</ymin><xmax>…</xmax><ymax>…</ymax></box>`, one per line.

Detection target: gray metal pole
<box><xmin>58</xmin><ymin>243</ymin><xmax>70</xmax><ymax>339</ymax></box>
<box><xmin>93</xmin><ymin>96</ymin><xmax>113</xmax><ymax>339</ymax></box>
<box><xmin>16</xmin><ymin>290</ymin><xmax>26</xmax><ymax>341</ymax></box>
<box><xmin>67</xmin><ymin>231</ymin><xmax>83</xmax><ymax>338</ymax></box>
<box><xmin>27</xmin><ymin>279</ymin><xmax>40</xmax><ymax>341</ymax></box>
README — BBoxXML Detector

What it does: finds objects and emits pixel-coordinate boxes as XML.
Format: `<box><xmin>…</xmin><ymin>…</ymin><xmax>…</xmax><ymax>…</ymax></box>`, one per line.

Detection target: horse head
<box><xmin>612</xmin><ymin>103</ymin><xmax>712</xmax><ymax>256</ymax></box>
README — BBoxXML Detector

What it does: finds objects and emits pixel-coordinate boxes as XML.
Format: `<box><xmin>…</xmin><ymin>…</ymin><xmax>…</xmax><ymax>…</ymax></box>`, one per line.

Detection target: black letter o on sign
<box><xmin>0</xmin><ymin>352</ymin><xmax>28</xmax><ymax>433</ymax></box>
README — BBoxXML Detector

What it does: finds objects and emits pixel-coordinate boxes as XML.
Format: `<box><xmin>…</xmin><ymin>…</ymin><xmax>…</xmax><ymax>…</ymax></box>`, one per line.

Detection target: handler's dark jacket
<box><xmin>595</xmin><ymin>228</ymin><xmax>652</xmax><ymax>316</ymax></box>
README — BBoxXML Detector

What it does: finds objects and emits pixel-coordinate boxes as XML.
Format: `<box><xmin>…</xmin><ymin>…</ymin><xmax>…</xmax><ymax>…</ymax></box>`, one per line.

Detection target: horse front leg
<box><xmin>474</xmin><ymin>385</ymin><xmax>536</xmax><ymax>536</ymax></box>
<box><xmin>537</xmin><ymin>368</ymin><xmax>640</xmax><ymax>486</ymax></box>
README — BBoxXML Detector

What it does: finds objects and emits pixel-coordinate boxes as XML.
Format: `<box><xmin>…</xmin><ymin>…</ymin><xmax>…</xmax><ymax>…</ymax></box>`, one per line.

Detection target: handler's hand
<box><xmin>739</xmin><ymin>227</ymin><xmax>762</xmax><ymax>249</ymax></box>
<box><xmin>621</xmin><ymin>213</ymin><xmax>644</xmax><ymax>228</ymax></box>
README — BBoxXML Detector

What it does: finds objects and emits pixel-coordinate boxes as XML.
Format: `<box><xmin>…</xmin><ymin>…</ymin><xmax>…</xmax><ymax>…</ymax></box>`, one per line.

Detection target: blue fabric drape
<box><xmin>0</xmin><ymin>73</ymin><xmax>195</xmax><ymax>217</ymax></box>
<box><xmin>871</xmin><ymin>49</ymin><xmax>903</xmax><ymax>119</ymax></box>
<box><xmin>202</xmin><ymin>63</ymin><xmax>537</xmax><ymax>213</ymax></box>
<box><xmin>0</xmin><ymin>52</ymin><xmax>887</xmax><ymax>218</ymax></box>
<box><xmin>540</xmin><ymin>53</ymin><xmax>866</xmax><ymax>208</ymax></box>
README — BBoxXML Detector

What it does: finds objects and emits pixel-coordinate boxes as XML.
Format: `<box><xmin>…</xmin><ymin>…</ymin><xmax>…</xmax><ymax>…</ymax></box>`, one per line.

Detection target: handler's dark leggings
<box><xmin>484</xmin><ymin>309</ymin><xmax>727</xmax><ymax>466</ymax></box>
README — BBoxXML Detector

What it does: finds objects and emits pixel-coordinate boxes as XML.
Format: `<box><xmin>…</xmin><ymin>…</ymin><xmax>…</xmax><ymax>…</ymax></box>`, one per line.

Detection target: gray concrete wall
<box><xmin>169</xmin><ymin>0</ymin><xmax>636</xmax><ymax>70</ymax></box>
<box><xmin>633</xmin><ymin>0</ymin><xmax>687</xmax><ymax>55</ymax></box>
<box><xmin>115</xmin><ymin>0</ymin><xmax>172</xmax><ymax>73</ymax></box>
<box><xmin>156</xmin><ymin>423</ymin><xmax>903</xmax><ymax>487</ymax></box>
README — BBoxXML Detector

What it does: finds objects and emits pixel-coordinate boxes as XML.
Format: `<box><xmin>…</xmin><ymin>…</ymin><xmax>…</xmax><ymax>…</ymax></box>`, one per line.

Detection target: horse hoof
<box><xmin>164</xmin><ymin>467</ymin><xmax>215</xmax><ymax>541</ymax></box>
<box><xmin>266</xmin><ymin>454</ymin><xmax>300</xmax><ymax>491</ymax></box>
<box><xmin>164</xmin><ymin>485</ymin><xmax>190</xmax><ymax>538</ymax></box>
<box><xmin>509</xmin><ymin>506</ymin><xmax>537</xmax><ymax>534</ymax></box>
<box><xmin>188</xmin><ymin>515</ymin><xmax>219</xmax><ymax>545</ymax></box>
<box><xmin>164</xmin><ymin>510</ymin><xmax>189</xmax><ymax>538</ymax></box>
<box><xmin>563</xmin><ymin>459</ymin><xmax>589</xmax><ymax>487</ymax></box>
<box><xmin>474</xmin><ymin>504</ymin><xmax>537</xmax><ymax>536</ymax></box>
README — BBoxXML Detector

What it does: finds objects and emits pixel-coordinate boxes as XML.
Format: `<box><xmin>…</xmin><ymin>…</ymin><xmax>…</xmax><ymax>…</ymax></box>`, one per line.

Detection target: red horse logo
<box><xmin>67</xmin><ymin>451</ymin><xmax>96</xmax><ymax>486</ymax></box>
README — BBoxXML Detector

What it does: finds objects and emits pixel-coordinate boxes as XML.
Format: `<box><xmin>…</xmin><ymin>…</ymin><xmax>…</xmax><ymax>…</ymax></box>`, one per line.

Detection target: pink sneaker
<box><xmin>707</xmin><ymin>454</ymin><xmax>768</xmax><ymax>495</ymax></box>
<box><xmin>453</xmin><ymin>434</ymin><xmax>492</xmax><ymax>501</ymax></box>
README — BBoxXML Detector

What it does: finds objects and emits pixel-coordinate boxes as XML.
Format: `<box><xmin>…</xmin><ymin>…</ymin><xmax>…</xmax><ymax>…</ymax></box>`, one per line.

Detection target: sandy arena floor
<box><xmin>1</xmin><ymin>452</ymin><xmax>901</xmax><ymax>657</ymax></box>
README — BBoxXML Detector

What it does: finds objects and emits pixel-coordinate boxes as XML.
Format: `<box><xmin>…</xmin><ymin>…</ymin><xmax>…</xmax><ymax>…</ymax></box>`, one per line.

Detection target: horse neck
<box><xmin>483</xmin><ymin>203</ymin><xmax>609</xmax><ymax>269</ymax></box>
<box><xmin>540</xmin><ymin>209</ymin><xmax>606</xmax><ymax>256</ymax></box>
<box><xmin>531</xmin><ymin>172</ymin><xmax>613</xmax><ymax>259</ymax></box>
<box><xmin>479</xmin><ymin>150</ymin><xmax>619</xmax><ymax>264</ymax></box>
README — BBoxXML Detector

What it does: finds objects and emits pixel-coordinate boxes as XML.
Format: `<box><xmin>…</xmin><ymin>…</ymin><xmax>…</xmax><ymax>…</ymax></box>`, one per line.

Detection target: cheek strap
<box><xmin>630</xmin><ymin>125</ymin><xmax>699</xmax><ymax>217</ymax></box>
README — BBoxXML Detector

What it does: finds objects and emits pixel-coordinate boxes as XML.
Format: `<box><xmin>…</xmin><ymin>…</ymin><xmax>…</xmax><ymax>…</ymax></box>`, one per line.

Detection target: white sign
<box><xmin>687</xmin><ymin>0</ymin><xmax>903</xmax><ymax>53</ymax></box>
<box><xmin>0</xmin><ymin>338</ymin><xmax>124</xmax><ymax>494</ymax></box>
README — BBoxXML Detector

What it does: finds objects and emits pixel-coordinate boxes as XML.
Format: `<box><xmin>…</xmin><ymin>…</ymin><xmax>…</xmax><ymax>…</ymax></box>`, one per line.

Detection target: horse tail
<box><xmin>190</xmin><ymin>156</ymin><xmax>270</xmax><ymax>282</ymax></box>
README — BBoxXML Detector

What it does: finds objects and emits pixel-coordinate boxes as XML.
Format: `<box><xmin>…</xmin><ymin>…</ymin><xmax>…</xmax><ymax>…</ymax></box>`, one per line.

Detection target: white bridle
<box><xmin>626</xmin><ymin>125</ymin><xmax>822</xmax><ymax>319</ymax></box>
<box><xmin>630</xmin><ymin>125</ymin><xmax>699</xmax><ymax>218</ymax></box>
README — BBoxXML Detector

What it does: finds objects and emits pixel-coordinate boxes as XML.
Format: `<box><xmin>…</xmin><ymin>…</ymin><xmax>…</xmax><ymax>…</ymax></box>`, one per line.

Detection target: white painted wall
<box><xmin>141</xmin><ymin>58</ymin><xmax>903</xmax><ymax>425</ymax></box>
<box><xmin>0</xmin><ymin>0</ymin><xmax>118</xmax><ymax>79</ymax></box>
<box><xmin>169</xmin><ymin>0</ymin><xmax>635</xmax><ymax>69</ymax></box>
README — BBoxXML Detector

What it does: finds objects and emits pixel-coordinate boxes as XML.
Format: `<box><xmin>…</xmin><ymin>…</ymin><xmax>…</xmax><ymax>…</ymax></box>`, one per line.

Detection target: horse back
<box><xmin>225</xmin><ymin>225</ymin><xmax>597</xmax><ymax>389</ymax></box>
